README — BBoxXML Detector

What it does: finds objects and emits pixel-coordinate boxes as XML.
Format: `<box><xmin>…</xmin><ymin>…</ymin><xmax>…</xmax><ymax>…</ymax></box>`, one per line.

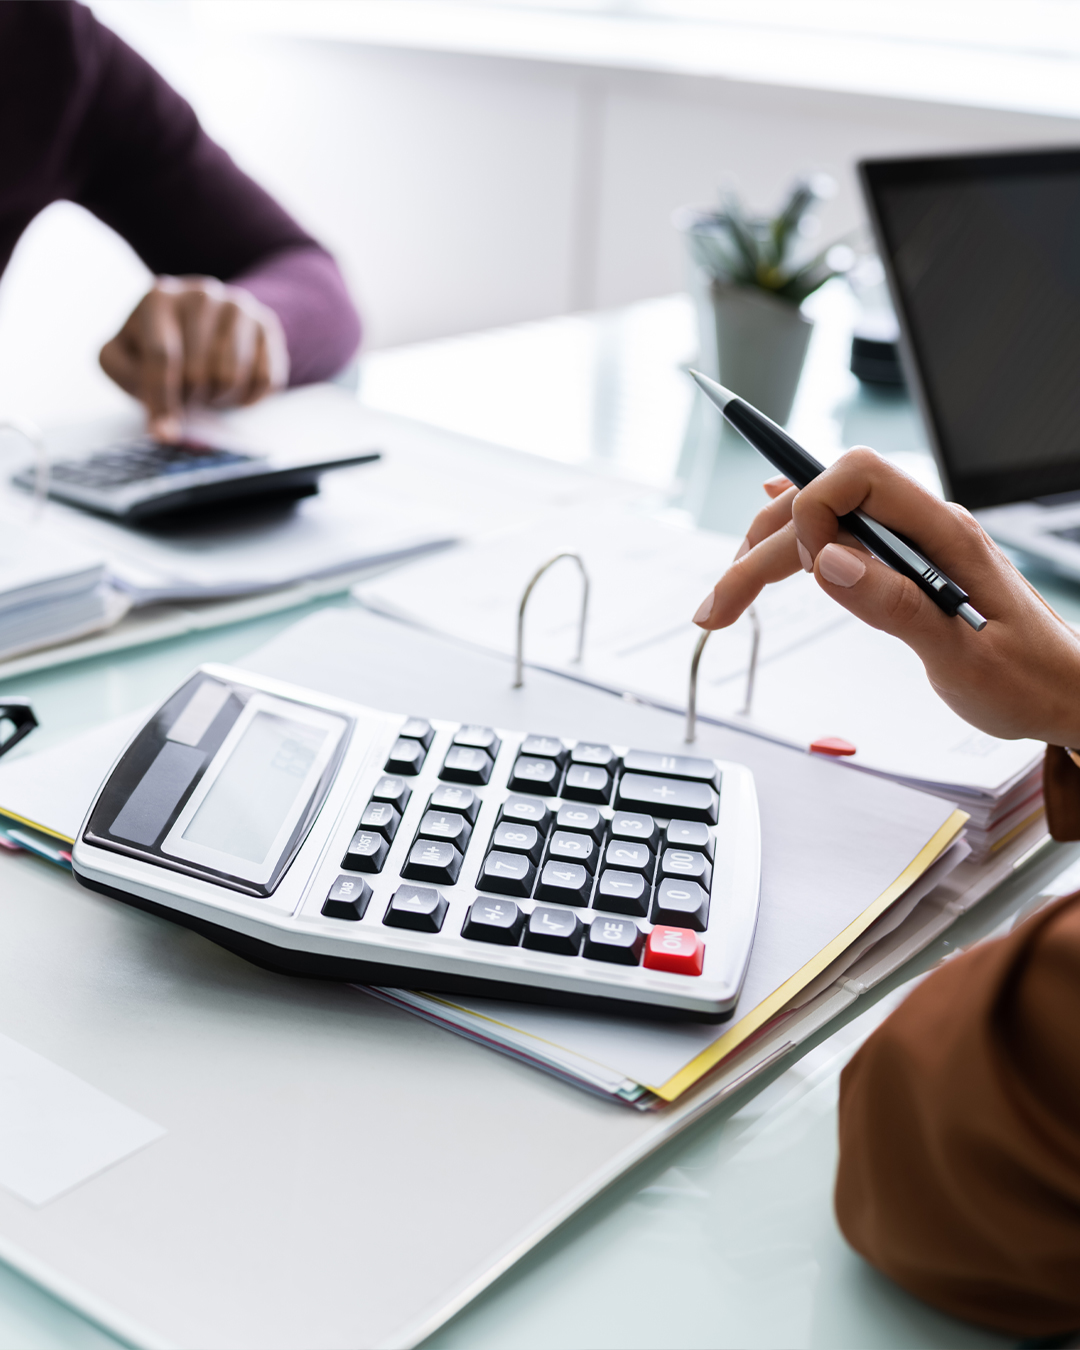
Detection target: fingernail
<box><xmin>149</xmin><ymin>414</ymin><xmax>182</xmax><ymax>443</ymax></box>
<box><xmin>818</xmin><ymin>543</ymin><xmax>866</xmax><ymax>588</ymax></box>
<box><xmin>734</xmin><ymin>538</ymin><xmax>749</xmax><ymax>561</ymax></box>
<box><xmin>693</xmin><ymin>592</ymin><xmax>715</xmax><ymax>625</ymax></box>
<box><xmin>796</xmin><ymin>540</ymin><xmax>813</xmax><ymax>573</ymax></box>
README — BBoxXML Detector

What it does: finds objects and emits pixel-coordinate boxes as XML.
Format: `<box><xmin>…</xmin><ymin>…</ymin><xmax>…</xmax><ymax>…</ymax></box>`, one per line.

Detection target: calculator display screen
<box><xmin>182</xmin><ymin>711</ymin><xmax>329</xmax><ymax>865</ymax></box>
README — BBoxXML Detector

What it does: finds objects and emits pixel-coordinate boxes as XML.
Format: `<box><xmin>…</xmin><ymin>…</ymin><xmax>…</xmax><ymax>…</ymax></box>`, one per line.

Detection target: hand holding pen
<box><xmin>692</xmin><ymin>444</ymin><xmax>1080</xmax><ymax>747</ymax></box>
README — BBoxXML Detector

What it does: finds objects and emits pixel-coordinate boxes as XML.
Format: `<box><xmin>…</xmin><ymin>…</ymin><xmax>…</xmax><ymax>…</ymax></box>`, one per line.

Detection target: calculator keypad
<box><xmin>584</xmin><ymin>916</ymin><xmax>645</xmax><ymax>964</ymax></box>
<box><xmin>360</xmin><ymin>801</ymin><xmax>401</xmax><ymax>840</ymax></box>
<box><xmin>342</xmin><ymin>830</ymin><xmax>389</xmax><ymax>873</ymax></box>
<box><xmin>322</xmin><ymin>875</ymin><xmax>372</xmax><ymax>920</ymax></box>
<box><xmin>523</xmin><ymin>905</ymin><xmax>583</xmax><ymax>955</ymax></box>
<box><xmin>462</xmin><ymin>897</ymin><xmax>524</xmax><ymax>944</ymax></box>
<box><xmin>317</xmin><ymin>719</ymin><xmax>746</xmax><ymax>996</ymax></box>
<box><xmin>477</xmin><ymin>851</ymin><xmax>535</xmax><ymax>897</ymax></box>
<box><xmin>418</xmin><ymin>809</ymin><xmax>472</xmax><ymax>850</ymax></box>
<box><xmin>403</xmin><ymin>839</ymin><xmax>463</xmax><ymax>886</ymax></box>
<box><xmin>384</xmin><ymin>886</ymin><xmax>447</xmax><ymax>932</ymax></box>
<box><xmin>536</xmin><ymin>861</ymin><xmax>591</xmax><ymax>906</ymax></box>
<box><xmin>441</xmin><ymin>745</ymin><xmax>494</xmax><ymax>784</ymax></box>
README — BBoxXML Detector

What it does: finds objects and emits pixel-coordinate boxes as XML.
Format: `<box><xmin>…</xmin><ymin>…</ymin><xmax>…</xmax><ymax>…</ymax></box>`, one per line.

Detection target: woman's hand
<box><xmin>692</xmin><ymin>447</ymin><xmax>1080</xmax><ymax>746</ymax></box>
<box><xmin>100</xmin><ymin>276</ymin><xmax>289</xmax><ymax>442</ymax></box>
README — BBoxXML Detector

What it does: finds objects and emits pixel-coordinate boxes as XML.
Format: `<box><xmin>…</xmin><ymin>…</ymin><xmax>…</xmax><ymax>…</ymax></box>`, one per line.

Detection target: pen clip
<box><xmin>513</xmin><ymin>552</ymin><xmax>590</xmax><ymax>690</ymax></box>
<box><xmin>685</xmin><ymin>604</ymin><xmax>760</xmax><ymax>743</ymax></box>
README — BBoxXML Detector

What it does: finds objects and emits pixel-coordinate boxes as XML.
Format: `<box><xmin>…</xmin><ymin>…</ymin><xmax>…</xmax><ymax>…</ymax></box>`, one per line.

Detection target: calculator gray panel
<box><xmin>73</xmin><ymin>664</ymin><xmax>761</xmax><ymax>1019</ymax></box>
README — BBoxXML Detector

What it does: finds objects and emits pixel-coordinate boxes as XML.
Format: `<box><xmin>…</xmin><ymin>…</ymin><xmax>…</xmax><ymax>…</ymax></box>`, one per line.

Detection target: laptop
<box><xmin>860</xmin><ymin>147</ymin><xmax>1080</xmax><ymax>576</ymax></box>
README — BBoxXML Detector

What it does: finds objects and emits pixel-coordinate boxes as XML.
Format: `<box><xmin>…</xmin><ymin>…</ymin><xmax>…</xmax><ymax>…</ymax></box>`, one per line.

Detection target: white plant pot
<box><xmin>709</xmin><ymin>282</ymin><xmax>813</xmax><ymax>426</ymax></box>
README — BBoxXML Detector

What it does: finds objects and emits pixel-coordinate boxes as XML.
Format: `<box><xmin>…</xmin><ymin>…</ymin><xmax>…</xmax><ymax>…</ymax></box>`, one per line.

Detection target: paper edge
<box><xmin>651</xmin><ymin>807</ymin><xmax>969</xmax><ymax>1100</ymax></box>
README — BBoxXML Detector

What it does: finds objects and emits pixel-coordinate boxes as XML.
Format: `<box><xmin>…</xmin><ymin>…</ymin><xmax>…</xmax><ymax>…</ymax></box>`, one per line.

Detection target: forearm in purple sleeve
<box><xmin>236</xmin><ymin>245</ymin><xmax>362</xmax><ymax>386</ymax></box>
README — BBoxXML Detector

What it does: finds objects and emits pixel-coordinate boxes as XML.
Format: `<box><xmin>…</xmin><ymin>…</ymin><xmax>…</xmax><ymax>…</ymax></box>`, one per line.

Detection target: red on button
<box><xmin>643</xmin><ymin>926</ymin><xmax>704</xmax><ymax>976</ymax></box>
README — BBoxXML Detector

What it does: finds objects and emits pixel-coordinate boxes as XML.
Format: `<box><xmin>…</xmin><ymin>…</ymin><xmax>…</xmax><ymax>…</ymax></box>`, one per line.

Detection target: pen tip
<box><xmin>688</xmin><ymin>369</ymin><xmax>737</xmax><ymax>410</ymax></box>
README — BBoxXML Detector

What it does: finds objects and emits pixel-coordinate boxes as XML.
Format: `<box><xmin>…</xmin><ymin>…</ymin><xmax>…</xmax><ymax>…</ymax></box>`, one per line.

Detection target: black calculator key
<box><xmin>342</xmin><ymin>830</ymin><xmax>389</xmax><ymax>873</ymax></box>
<box><xmin>584</xmin><ymin>916</ymin><xmax>645</xmax><ymax>965</ymax></box>
<box><xmin>610</xmin><ymin>812</ymin><xmax>657</xmax><ymax>844</ymax></box>
<box><xmin>402</xmin><ymin>839</ymin><xmax>463</xmax><ymax>885</ymax></box>
<box><xmin>652</xmin><ymin>878</ymin><xmax>710</xmax><ymax>931</ymax></box>
<box><xmin>616</xmin><ymin>773</ymin><xmax>718</xmax><ymax>824</ymax></box>
<box><xmin>440</xmin><ymin>745</ymin><xmax>494</xmax><ymax>784</ymax></box>
<box><xmin>536</xmin><ymin>860</ymin><xmax>591</xmax><ymax>906</ymax></box>
<box><xmin>508</xmin><ymin>756</ymin><xmax>559</xmax><ymax>793</ymax></box>
<box><xmin>418</xmin><ymin>809</ymin><xmax>472</xmax><ymax>850</ymax></box>
<box><xmin>499</xmin><ymin>795</ymin><xmax>551</xmax><ymax>831</ymax></box>
<box><xmin>491</xmin><ymin>821</ymin><xmax>543</xmax><ymax>864</ymax></box>
<box><xmin>462</xmin><ymin>897</ymin><xmax>524</xmax><ymax>945</ymax></box>
<box><xmin>562</xmin><ymin>764</ymin><xmax>611</xmax><ymax>804</ymax></box>
<box><xmin>623</xmin><ymin>749</ymin><xmax>720</xmax><ymax>789</ymax></box>
<box><xmin>371</xmin><ymin>775</ymin><xmax>412</xmax><ymax>813</ymax></box>
<box><xmin>477</xmin><ymin>850</ymin><xmax>536</xmax><ymax>897</ymax></box>
<box><xmin>429</xmin><ymin>784</ymin><xmax>481</xmax><ymax>823</ymax></box>
<box><xmin>384</xmin><ymin>885</ymin><xmax>448</xmax><ymax>933</ymax></box>
<box><xmin>571</xmin><ymin>742</ymin><xmax>617</xmax><ymax>769</ymax></box>
<box><xmin>660</xmin><ymin>848</ymin><xmax>712</xmax><ymax>888</ymax></box>
<box><xmin>524</xmin><ymin>905</ymin><xmax>583</xmax><ymax>955</ymax></box>
<box><xmin>520</xmin><ymin>735</ymin><xmax>567</xmax><ymax>765</ymax></box>
<box><xmin>595</xmin><ymin>870</ymin><xmax>649</xmax><ymax>917</ymax></box>
<box><xmin>359</xmin><ymin>800</ymin><xmax>401</xmax><ymax>840</ymax></box>
<box><xmin>386</xmin><ymin>737</ymin><xmax>427</xmax><ymax>776</ymax></box>
<box><xmin>547</xmin><ymin>830</ymin><xmax>597</xmax><ymax>871</ymax></box>
<box><xmin>321</xmin><ymin>875</ymin><xmax>372</xmax><ymax>921</ymax></box>
<box><xmin>400</xmin><ymin>717</ymin><xmax>434</xmax><ymax>748</ymax></box>
<box><xmin>454</xmin><ymin>725</ymin><xmax>501</xmax><ymax>759</ymax></box>
<box><xmin>665</xmin><ymin>819</ymin><xmax>714</xmax><ymax>858</ymax></box>
<box><xmin>555</xmin><ymin>804</ymin><xmax>604</xmax><ymax>840</ymax></box>
<box><xmin>603</xmin><ymin>839</ymin><xmax>653</xmax><ymax>877</ymax></box>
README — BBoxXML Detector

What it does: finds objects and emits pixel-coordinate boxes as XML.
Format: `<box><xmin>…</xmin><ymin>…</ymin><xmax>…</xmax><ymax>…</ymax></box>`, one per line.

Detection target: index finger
<box><xmin>139</xmin><ymin>284</ymin><xmax>184</xmax><ymax>439</ymax></box>
<box><xmin>792</xmin><ymin>447</ymin><xmax>990</xmax><ymax>578</ymax></box>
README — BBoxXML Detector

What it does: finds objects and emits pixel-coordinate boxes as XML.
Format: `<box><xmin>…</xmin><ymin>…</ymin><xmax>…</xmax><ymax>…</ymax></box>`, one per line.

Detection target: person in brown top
<box><xmin>692</xmin><ymin>447</ymin><xmax>1080</xmax><ymax>1337</ymax></box>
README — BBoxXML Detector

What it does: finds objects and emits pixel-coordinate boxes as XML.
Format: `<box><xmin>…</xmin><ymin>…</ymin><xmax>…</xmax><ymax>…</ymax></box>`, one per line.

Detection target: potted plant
<box><xmin>677</xmin><ymin>177</ymin><xmax>853</xmax><ymax>425</ymax></box>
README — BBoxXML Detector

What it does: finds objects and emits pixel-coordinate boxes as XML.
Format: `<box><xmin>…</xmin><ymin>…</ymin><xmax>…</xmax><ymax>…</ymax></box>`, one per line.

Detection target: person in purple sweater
<box><xmin>1</xmin><ymin>1</ymin><xmax>361</xmax><ymax>440</ymax></box>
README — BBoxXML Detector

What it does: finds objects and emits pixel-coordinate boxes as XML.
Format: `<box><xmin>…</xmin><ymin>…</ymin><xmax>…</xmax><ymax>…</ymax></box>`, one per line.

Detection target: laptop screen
<box><xmin>860</xmin><ymin>149</ymin><xmax>1080</xmax><ymax>509</ymax></box>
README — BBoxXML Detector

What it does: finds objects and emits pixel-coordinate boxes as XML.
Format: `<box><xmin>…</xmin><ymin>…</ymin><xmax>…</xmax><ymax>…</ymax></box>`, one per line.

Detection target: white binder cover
<box><xmin>0</xmin><ymin>607</ymin><xmax>1006</xmax><ymax>1350</ymax></box>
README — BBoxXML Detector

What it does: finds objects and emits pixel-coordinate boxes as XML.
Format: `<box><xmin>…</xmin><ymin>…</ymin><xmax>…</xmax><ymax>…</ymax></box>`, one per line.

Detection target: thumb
<box><xmin>814</xmin><ymin>541</ymin><xmax>950</xmax><ymax>655</ymax></box>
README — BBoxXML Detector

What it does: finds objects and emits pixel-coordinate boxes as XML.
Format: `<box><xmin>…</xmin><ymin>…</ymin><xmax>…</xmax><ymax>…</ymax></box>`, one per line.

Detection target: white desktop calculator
<box><xmin>72</xmin><ymin>665</ymin><xmax>761</xmax><ymax>1020</ymax></box>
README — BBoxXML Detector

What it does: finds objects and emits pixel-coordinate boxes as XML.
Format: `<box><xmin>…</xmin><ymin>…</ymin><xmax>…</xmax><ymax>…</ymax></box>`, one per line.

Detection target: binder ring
<box><xmin>514</xmin><ymin>552</ymin><xmax>589</xmax><ymax>689</ymax></box>
<box><xmin>685</xmin><ymin>604</ymin><xmax>760</xmax><ymax>743</ymax></box>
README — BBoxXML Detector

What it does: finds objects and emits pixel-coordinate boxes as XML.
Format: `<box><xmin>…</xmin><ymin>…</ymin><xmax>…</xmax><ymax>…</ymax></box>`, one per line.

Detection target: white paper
<box><xmin>0</xmin><ymin>712</ymin><xmax>145</xmax><ymax>843</ymax></box>
<box><xmin>0</xmin><ymin>1032</ymin><xmax>165</xmax><ymax>1205</ymax></box>
<box><xmin>356</xmin><ymin>507</ymin><xmax>1043</xmax><ymax>799</ymax></box>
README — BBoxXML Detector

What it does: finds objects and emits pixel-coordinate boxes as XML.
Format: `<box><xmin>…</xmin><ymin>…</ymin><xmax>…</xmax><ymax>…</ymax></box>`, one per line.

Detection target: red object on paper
<box><xmin>643</xmin><ymin>926</ymin><xmax>705</xmax><ymax>976</ymax></box>
<box><xmin>809</xmin><ymin>736</ymin><xmax>857</xmax><ymax>757</ymax></box>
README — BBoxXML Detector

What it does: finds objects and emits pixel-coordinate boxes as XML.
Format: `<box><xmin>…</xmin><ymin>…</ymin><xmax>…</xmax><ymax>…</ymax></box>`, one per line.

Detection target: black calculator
<box><xmin>15</xmin><ymin>439</ymin><xmax>380</xmax><ymax>520</ymax></box>
<box><xmin>72</xmin><ymin>665</ymin><xmax>761</xmax><ymax>1020</ymax></box>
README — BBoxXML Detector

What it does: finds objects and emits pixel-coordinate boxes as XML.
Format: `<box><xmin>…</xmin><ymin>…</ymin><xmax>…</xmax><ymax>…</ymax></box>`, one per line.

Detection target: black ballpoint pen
<box><xmin>689</xmin><ymin>369</ymin><xmax>987</xmax><ymax>632</ymax></box>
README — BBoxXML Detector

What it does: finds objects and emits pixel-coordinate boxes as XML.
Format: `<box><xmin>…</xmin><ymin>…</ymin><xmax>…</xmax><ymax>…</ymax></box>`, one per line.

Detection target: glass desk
<box><xmin>2</xmin><ymin>288</ymin><xmax>1077</xmax><ymax>1350</ymax></box>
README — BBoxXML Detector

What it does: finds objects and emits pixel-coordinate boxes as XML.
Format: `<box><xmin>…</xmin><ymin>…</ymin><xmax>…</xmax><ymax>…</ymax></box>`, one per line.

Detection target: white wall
<box><xmin>1</xmin><ymin>3</ymin><xmax>1079</xmax><ymax>424</ymax></box>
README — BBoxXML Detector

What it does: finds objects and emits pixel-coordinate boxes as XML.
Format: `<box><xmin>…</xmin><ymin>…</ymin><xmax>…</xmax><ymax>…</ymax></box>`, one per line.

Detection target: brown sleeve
<box><xmin>1044</xmin><ymin>746</ymin><xmax>1080</xmax><ymax>841</ymax></box>
<box><xmin>835</xmin><ymin>892</ymin><xmax>1080</xmax><ymax>1336</ymax></box>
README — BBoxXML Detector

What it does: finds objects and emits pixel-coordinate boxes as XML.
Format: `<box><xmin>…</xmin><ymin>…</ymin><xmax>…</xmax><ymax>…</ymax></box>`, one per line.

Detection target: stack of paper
<box><xmin>355</xmin><ymin>507</ymin><xmax>1045</xmax><ymax>857</ymax></box>
<box><xmin>0</xmin><ymin>513</ymin><xmax>127</xmax><ymax>662</ymax></box>
<box><xmin>0</xmin><ymin>605</ymin><xmax>977</xmax><ymax>1116</ymax></box>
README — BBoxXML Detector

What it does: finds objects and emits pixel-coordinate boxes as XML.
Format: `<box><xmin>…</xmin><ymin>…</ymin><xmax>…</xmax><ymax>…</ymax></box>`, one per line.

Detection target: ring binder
<box><xmin>513</xmin><ymin>552</ymin><xmax>589</xmax><ymax>689</ymax></box>
<box><xmin>685</xmin><ymin>605</ymin><xmax>760</xmax><ymax>743</ymax></box>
